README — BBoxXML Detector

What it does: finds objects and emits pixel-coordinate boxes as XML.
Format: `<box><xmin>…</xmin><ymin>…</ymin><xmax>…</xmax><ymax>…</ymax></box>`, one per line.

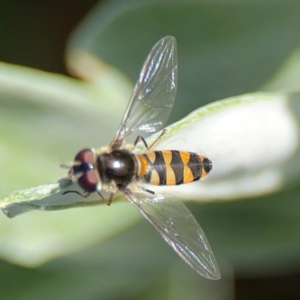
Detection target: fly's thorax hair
<box><xmin>120</xmin><ymin>142</ymin><xmax>136</xmax><ymax>152</ymax></box>
<box><xmin>95</xmin><ymin>145</ymin><xmax>111</xmax><ymax>155</ymax></box>
<box><xmin>93</xmin><ymin>142</ymin><xmax>145</xmax><ymax>194</ymax></box>
<box><xmin>95</xmin><ymin>142</ymin><xmax>136</xmax><ymax>153</ymax></box>
<box><xmin>101</xmin><ymin>181</ymin><xmax>118</xmax><ymax>194</ymax></box>
<box><xmin>126</xmin><ymin>179</ymin><xmax>142</xmax><ymax>193</ymax></box>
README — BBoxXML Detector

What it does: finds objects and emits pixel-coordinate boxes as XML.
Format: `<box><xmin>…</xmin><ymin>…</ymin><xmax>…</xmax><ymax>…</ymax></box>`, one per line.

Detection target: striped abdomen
<box><xmin>136</xmin><ymin>150</ymin><xmax>212</xmax><ymax>186</ymax></box>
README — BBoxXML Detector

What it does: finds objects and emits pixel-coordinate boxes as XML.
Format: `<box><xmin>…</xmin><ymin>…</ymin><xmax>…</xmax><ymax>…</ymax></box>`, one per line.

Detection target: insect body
<box><xmin>64</xmin><ymin>36</ymin><xmax>220</xmax><ymax>280</ymax></box>
<box><xmin>72</xmin><ymin>148</ymin><xmax>212</xmax><ymax>192</ymax></box>
<box><xmin>138</xmin><ymin>150</ymin><xmax>212</xmax><ymax>186</ymax></box>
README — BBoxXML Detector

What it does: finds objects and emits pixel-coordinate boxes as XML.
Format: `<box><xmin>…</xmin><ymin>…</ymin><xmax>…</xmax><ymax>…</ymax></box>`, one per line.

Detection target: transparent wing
<box><xmin>113</xmin><ymin>36</ymin><xmax>178</xmax><ymax>146</ymax></box>
<box><xmin>125</xmin><ymin>192</ymin><xmax>220</xmax><ymax>280</ymax></box>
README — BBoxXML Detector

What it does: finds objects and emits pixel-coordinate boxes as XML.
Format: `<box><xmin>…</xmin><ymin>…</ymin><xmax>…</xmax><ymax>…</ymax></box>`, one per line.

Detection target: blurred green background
<box><xmin>1</xmin><ymin>0</ymin><xmax>300</xmax><ymax>299</ymax></box>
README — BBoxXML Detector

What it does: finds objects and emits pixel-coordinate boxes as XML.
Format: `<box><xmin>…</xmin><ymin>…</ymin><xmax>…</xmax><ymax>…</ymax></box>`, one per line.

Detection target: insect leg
<box><xmin>148</xmin><ymin>129</ymin><xmax>166</xmax><ymax>150</ymax></box>
<box><xmin>106</xmin><ymin>193</ymin><xmax>115</xmax><ymax>206</ymax></box>
<box><xmin>137</xmin><ymin>185</ymin><xmax>155</xmax><ymax>195</ymax></box>
<box><xmin>133</xmin><ymin>129</ymin><xmax>166</xmax><ymax>150</ymax></box>
<box><xmin>97</xmin><ymin>191</ymin><xmax>106</xmax><ymax>201</ymax></box>
<box><xmin>133</xmin><ymin>135</ymin><xmax>149</xmax><ymax>148</ymax></box>
<box><xmin>62</xmin><ymin>190</ymin><xmax>109</xmax><ymax>205</ymax></box>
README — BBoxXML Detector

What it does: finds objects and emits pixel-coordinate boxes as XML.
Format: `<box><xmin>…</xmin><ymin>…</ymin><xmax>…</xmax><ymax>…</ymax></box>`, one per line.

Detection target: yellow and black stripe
<box><xmin>136</xmin><ymin>150</ymin><xmax>212</xmax><ymax>186</ymax></box>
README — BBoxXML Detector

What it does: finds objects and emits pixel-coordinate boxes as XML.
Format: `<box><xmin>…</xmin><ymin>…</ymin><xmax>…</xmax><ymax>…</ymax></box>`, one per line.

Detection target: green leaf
<box><xmin>2</xmin><ymin>91</ymin><xmax>299</xmax><ymax>218</ymax></box>
<box><xmin>1</xmin><ymin>0</ymin><xmax>300</xmax><ymax>285</ymax></box>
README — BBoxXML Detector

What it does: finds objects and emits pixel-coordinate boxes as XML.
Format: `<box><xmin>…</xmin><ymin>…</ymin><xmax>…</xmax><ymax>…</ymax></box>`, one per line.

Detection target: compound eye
<box><xmin>72</xmin><ymin>148</ymin><xmax>95</xmax><ymax>176</ymax></box>
<box><xmin>74</xmin><ymin>148</ymin><xmax>95</xmax><ymax>164</ymax></box>
<box><xmin>77</xmin><ymin>170</ymin><xmax>98</xmax><ymax>192</ymax></box>
<box><xmin>71</xmin><ymin>149</ymin><xmax>99</xmax><ymax>192</ymax></box>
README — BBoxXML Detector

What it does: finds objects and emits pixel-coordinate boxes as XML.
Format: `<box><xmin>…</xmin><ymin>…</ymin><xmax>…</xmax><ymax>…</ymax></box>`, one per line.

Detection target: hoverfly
<box><xmin>63</xmin><ymin>36</ymin><xmax>220</xmax><ymax>280</ymax></box>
